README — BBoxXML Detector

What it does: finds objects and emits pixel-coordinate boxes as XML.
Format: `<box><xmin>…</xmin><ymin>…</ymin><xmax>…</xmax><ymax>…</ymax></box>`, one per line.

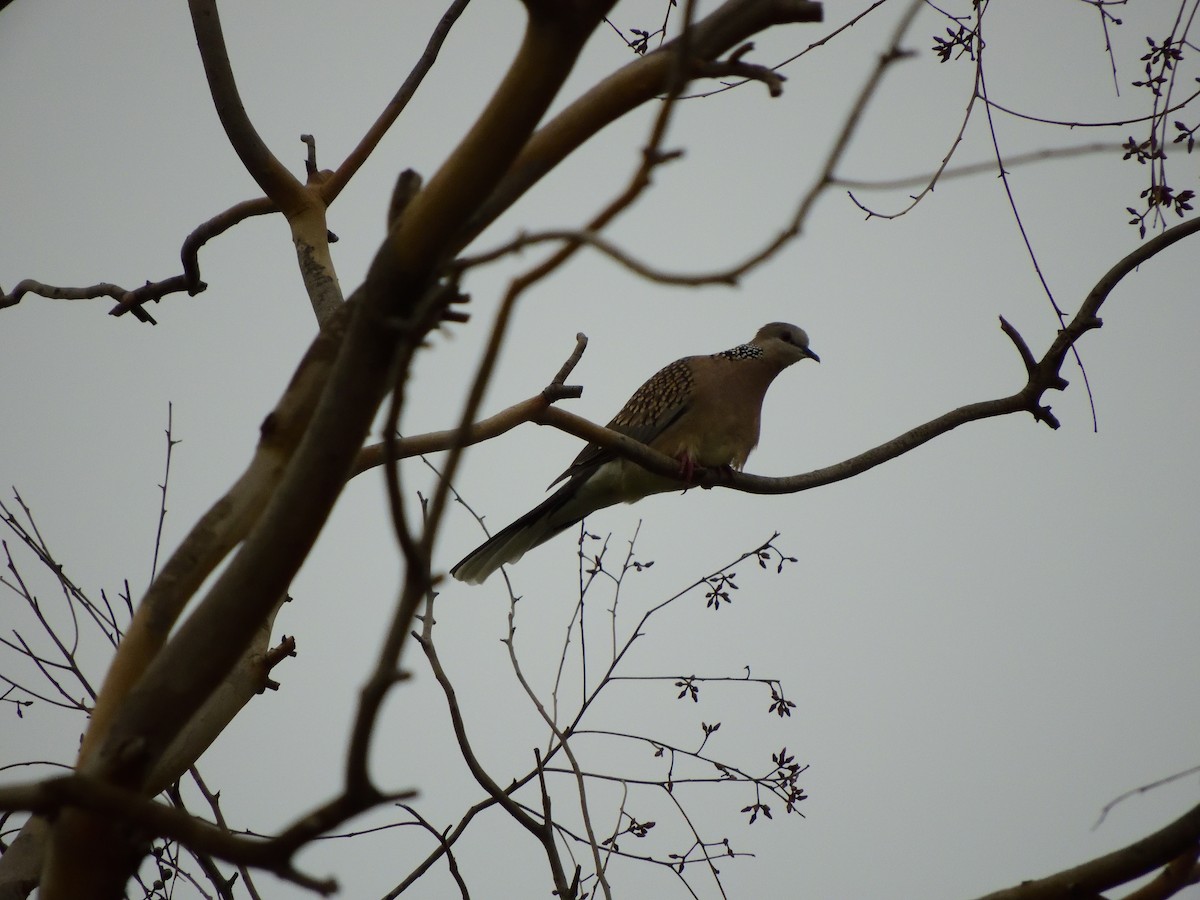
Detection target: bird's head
<box><xmin>753</xmin><ymin>322</ymin><xmax>820</xmax><ymax>367</ymax></box>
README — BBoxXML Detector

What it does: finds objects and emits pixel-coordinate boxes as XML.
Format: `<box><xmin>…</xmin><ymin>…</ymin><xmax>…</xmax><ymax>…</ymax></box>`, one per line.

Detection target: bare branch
<box><xmin>832</xmin><ymin>143</ymin><xmax>1124</xmax><ymax>192</ymax></box>
<box><xmin>846</xmin><ymin>0</ymin><xmax>968</xmax><ymax>221</ymax></box>
<box><xmin>321</xmin><ymin>0</ymin><xmax>471</xmax><ymax>204</ymax></box>
<box><xmin>972</xmin><ymin>801</ymin><xmax>1200</xmax><ymax>900</ymax></box>
<box><xmin>690</xmin><ymin>46</ymin><xmax>787</xmax><ymax>96</ymax></box>
<box><xmin>454</xmin><ymin>0</ymin><xmax>824</xmax><ymax>252</ymax></box>
<box><xmin>150</xmin><ymin>402</ymin><xmax>181</xmax><ymax>583</ymax></box>
<box><xmin>189</xmin><ymin>767</ymin><xmax>264</xmax><ymax>900</ymax></box>
<box><xmin>111</xmin><ymin>0</ymin><xmax>469</xmax><ymax>323</ymax></box>
<box><xmin>416</xmin><ymin>626</ymin><xmax>576</xmax><ymax>898</ymax></box>
<box><xmin>352</xmin><ymin>395</ymin><xmax>553</xmax><ymax>478</ymax></box>
<box><xmin>46</xmin><ymin>6</ymin><xmax>621</xmax><ymax>895</ymax></box>
<box><xmin>395</xmin><ymin>804</ymin><xmax>471</xmax><ymax>900</ymax></box>
<box><xmin>1</xmin><ymin>278</ymin><xmax>173</xmax><ymax>325</ymax></box>
<box><xmin>1096</xmin><ymin>764</ymin><xmax>1200</xmax><ymax>829</ymax></box>
<box><xmin>186</xmin><ymin>0</ymin><xmax>306</xmax><ymax>213</ymax></box>
<box><xmin>0</xmin><ymin>776</ymin><xmax>339</xmax><ymax>895</ymax></box>
<box><xmin>455</xmin><ymin>228</ymin><xmax>740</xmax><ymax>285</ymax></box>
<box><xmin>1122</xmin><ymin>846</ymin><xmax>1200</xmax><ymax>900</ymax></box>
<box><xmin>525</xmin><ymin>214</ymin><xmax>1200</xmax><ymax>497</ymax></box>
<box><xmin>984</xmin><ymin>84</ymin><xmax>1200</xmax><ymax>129</ymax></box>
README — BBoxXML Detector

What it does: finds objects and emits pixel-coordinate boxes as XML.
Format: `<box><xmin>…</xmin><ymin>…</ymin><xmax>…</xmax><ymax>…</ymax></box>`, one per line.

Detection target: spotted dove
<box><xmin>450</xmin><ymin>322</ymin><xmax>819</xmax><ymax>584</ymax></box>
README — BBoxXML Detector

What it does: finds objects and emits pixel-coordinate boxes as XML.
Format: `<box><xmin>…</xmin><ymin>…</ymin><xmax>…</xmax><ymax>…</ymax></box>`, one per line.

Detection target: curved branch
<box><xmin>846</xmin><ymin>0</ymin><xmax>969</xmax><ymax>221</ymax></box>
<box><xmin>186</xmin><ymin>0</ymin><xmax>307</xmax><ymax>214</ymax></box>
<box><xmin>320</xmin><ymin>0</ymin><xmax>471</xmax><ymax>204</ymax></box>
<box><xmin>109</xmin><ymin>197</ymin><xmax>275</xmax><ymax>319</ymax></box>
<box><xmin>832</xmin><ymin>143</ymin><xmax>1124</xmax><ymax>192</ymax></box>
<box><xmin>973</xmin><ymin>801</ymin><xmax>1200</xmax><ymax>900</ymax></box>
<box><xmin>983</xmin><ymin>85</ymin><xmax>1200</xmax><ymax>129</ymax></box>
<box><xmin>0</xmin><ymin>770</ymin><xmax>417</xmax><ymax>897</ymax></box>
<box><xmin>356</xmin><ymin>215</ymin><xmax>1200</xmax><ymax>501</ymax></box>
<box><xmin>46</xmin><ymin>5</ymin><xmax>618</xmax><ymax>897</ymax></box>
<box><xmin>1</xmin><ymin>278</ymin><xmax>173</xmax><ymax>325</ymax></box>
<box><xmin>455</xmin><ymin>228</ymin><xmax>741</xmax><ymax>285</ymax></box>
<box><xmin>454</xmin><ymin>0</ymin><xmax>823</xmax><ymax>253</ymax></box>
<box><xmin>349</xmin><ymin>334</ymin><xmax>587</xmax><ymax>477</ymax></box>
<box><xmin>415</xmin><ymin>627</ymin><xmax>576</xmax><ymax>898</ymax></box>
<box><xmin>114</xmin><ymin>0</ymin><xmax>469</xmax><ymax>322</ymax></box>
<box><xmin>535</xmin><ymin>215</ymin><xmax>1200</xmax><ymax>494</ymax></box>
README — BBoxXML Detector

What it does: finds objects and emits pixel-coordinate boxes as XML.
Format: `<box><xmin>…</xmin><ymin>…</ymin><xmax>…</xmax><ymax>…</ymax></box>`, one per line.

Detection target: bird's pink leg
<box><xmin>676</xmin><ymin>451</ymin><xmax>697</xmax><ymax>486</ymax></box>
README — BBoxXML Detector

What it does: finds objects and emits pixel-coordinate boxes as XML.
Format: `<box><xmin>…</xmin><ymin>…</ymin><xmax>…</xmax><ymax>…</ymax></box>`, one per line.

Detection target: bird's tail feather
<box><xmin>450</xmin><ymin>487</ymin><xmax>580</xmax><ymax>585</ymax></box>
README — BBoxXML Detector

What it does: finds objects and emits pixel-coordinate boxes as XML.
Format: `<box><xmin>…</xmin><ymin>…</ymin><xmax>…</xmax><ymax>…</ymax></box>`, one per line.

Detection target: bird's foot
<box><xmin>701</xmin><ymin>464</ymin><xmax>738</xmax><ymax>489</ymax></box>
<box><xmin>676</xmin><ymin>452</ymin><xmax>697</xmax><ymax>487</ymax></box>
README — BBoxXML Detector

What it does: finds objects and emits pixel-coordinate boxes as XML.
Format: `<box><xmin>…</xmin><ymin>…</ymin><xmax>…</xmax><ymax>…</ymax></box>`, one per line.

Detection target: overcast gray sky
<box><xmin>2</xmin><ymin>1</ymin><xmax>1199</xmax><ymax>898</ymax></box>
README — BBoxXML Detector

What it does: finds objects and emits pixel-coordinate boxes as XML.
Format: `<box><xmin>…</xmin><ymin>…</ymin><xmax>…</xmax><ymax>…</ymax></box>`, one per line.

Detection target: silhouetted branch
<box><xmin>321</xmin><ymin>0</ymin><xmax>471</xmax><ymax>204</ymax></box>
<box><xmin>188</xmin><ymin>767</ymin><xmax>263</xmax><ymax>900</ymax></box>
<box><xmin>1095</xmin><ymin>765</ymin><xmax>1200</xmax><ymax>829</ymax></box>
<box><xmin>0</xmin><ymin>775</ymin><xmax>341</xmax><ymax>894</ymax></box>
<box><xmin>454</xmin><ymin>0</ymin><xmax>824</xmax><ymax>253</ymax></box>
<box><xmin>1</xmin><ymin>278</ymin><xmax>174</xmax><ymax>324</ymax></box>
<box><xmin>983</xmin><ymin>85</ymin><xmax>1200</xmax><ymax>129</ymax></box>
<box><xmin>416</xmin><ymin>625</ymin><xmax>576</xmax><ymax>898</ymax></box>
<box><xmin>833</xmin><ymin>143</ymin><xmax>1123</xmax><ymax>191</ymax></box>
<box><xmin>973</xmin><ymin>801</ymin><xmax>1200</xmax><ymax>900</ymax></box>
<box><xmin>187</xmin><ymin>0</ymin><xmax>306</xmax><ymax>212</ymax></box>
<box><xmin>1122</xmin><ymin>846</ymin><xmax>1200</xmax><ymax>900</ymax></box>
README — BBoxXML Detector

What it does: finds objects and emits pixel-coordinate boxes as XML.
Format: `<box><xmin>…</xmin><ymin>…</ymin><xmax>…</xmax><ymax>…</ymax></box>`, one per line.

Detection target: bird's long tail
<box><xmin>450</xmin><ymin>485</ymin><xmax>581</xmax><ymax>584</ymax></box>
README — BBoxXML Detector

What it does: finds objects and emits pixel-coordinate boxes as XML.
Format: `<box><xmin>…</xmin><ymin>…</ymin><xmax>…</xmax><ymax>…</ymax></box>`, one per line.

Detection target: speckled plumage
<box><xmin>451</xmin><ymin>322</ymin><xmax>819</xmax><ymax>584</ymax></box>
<box><xmin>612</xmin><ymin>357</ymin><xmax>695</xmax><ymax>432</ymax></box>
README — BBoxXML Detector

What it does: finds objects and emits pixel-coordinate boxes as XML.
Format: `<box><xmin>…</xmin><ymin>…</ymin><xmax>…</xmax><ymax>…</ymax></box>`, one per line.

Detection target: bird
<box><xmin>450</xmin><ymin>322</ymin><xmax>819</xmax><ymax>584</ymax></box>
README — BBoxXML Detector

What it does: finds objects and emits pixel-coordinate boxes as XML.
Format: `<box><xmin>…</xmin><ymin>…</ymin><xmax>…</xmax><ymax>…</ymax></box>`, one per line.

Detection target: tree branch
<box><xmin>454</xmin><ymin>0</ymin><xmax>823</xmax><ymax>253</ymax></box>
<box><xmin>1</xmin><ymin>278</ymin><xmax>174</xmax><ymax>325</ymax></box>
<box><xmin>43</xmin><ymin>5</ymin><xmax>618</xmax><ymax>896</ymax></box>
<box><xmin>186</xmin><ymin>0</ymin><xmax>307</xmax><ymax>214</ymax></box>
<box><xmin>0</xmin><ymin>772</ymin><xmax>417</xmax><ymax>896</ymax></box>
<box><xmin>319</xmin><ymin>0</ymin><xmax>471</xmax><ymax>205</ymax></box>
<box><xmin>973</xmin><ymin>802</ymin><xmax>1200</xmax><ymax>900</ymax></box>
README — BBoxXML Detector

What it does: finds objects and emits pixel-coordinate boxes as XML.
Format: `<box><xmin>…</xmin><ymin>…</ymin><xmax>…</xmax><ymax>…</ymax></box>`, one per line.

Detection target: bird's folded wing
<box><xmin>546</xmin><ymin>395</ymin><xmax>692</xmax><ymax>489</ymax></box>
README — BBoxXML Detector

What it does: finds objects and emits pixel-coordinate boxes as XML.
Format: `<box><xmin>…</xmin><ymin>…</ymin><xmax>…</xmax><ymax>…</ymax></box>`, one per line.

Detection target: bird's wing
<box><xmin>546</xmin><ymin>356</ymin><xmax>697</xmax><ymax>488</ymax></box>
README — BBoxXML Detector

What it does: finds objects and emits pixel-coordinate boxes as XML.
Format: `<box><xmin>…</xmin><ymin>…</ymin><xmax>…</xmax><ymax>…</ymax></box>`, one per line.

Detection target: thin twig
<box><xmin>1095</xmin><ymin>764</ymin><xmax>1200</xmax><ymax>829</ymax></box>
<box><xmin>321</xmin><ymin>0</ymin><xmax>471</xmax><ymax>204</ymax></box>
<box><xmin>151</xmin><ymin>403</ymin><xmax>181</xmax><ymax>583</ymax></box>
<box><xmin>190</xmin><ymin>766</ymin><xmax>263</xmax><ymax>900</ymax></box>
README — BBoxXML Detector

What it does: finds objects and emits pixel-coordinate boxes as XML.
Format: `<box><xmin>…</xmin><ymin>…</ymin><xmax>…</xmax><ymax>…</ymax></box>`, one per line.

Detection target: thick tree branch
<box><xmin>44</xmin><ymin>5</ymin><xmax>616</xmax><ymax>896</ymax></box>
<box><xmin>75</xmin><ymin>305</ymin><xmax>351</xmax><ymax>776</ymax></box>
<box><xmin>455</xmin><ymin>0</ymin><xmax>823</xmax><ymax>253</ymax></box>
<box><xmin>0</xmin><ymin>770</ymin><xmax>416</xmax><ymax>896</ymax></box>
<box><xmin>1123</xmin><ymin>847</ymin><xmax>1200</xmax><ymax>900</ymax></box>
<box><xmin>973</xmin><ymin>802</ymin><xmax>1200</xmax><ymax>900</ymax></box>
<box><xmin>188</xmin><ymin>0</ymin><xmax>344</xmax><ymax>324</ymax></box>
<box><xmin>187</xmin><ymin>0</ymin><xmax>307</xmax><ymax>214</ymax></box>
<box><xmin>113</xmin><ymin>0</ymin><xmax>470</xmax><ymax>323</ymax></box>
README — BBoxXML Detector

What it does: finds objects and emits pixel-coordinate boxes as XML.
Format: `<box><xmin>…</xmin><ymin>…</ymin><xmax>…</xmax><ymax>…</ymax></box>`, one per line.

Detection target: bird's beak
<box><xmin>806</xmin><ymin>348</ymin><xmax>821</xmax><ymax>364</ymax></box>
